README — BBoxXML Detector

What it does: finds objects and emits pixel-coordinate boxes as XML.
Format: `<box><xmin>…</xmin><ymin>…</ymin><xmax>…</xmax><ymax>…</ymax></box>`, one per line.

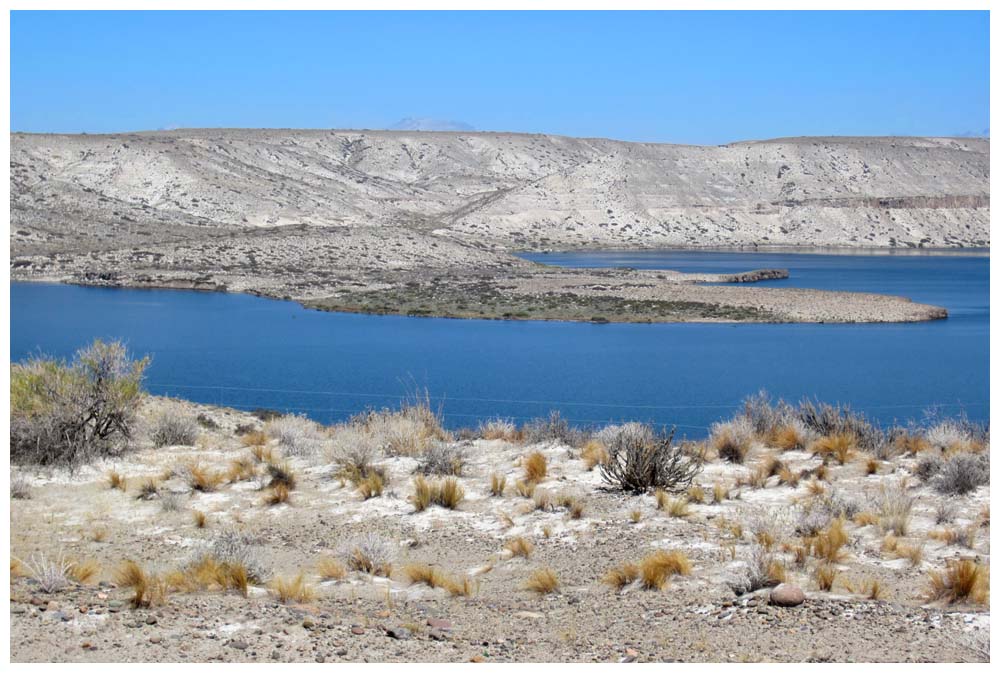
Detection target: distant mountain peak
<box><xmin>389</xmin><ymin>117</ymin><xmax>475</xmax><ymax>132</ymax></box>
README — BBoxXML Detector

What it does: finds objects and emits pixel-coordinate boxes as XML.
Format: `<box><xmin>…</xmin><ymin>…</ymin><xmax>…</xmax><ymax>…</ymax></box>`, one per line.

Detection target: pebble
<box><xmin>145</xmin><ymin>615</ymin><xmax>158</xmax><ymax>625</ymax></box>
<box><xmin>351</xmin><ymin>626</ymin><xmax>365</xmax><ymax>635</ymax></box>
<box><xmin>770</xmin><ymin>584</ymin><xmax>806</xmax><ymax>608</ymax></box>
<box><xmin>386</xmin><ymin>626</ymin><xmax>411</xmax><ymax>640</ymax></box>
<box><xmin>229</xmin><ymin>640</ymin><xmax>250</xmax><ymax>650</ymax></box>
<box><xmin>427</xmin><ymin>617</ymin><xmax>452</xmax><ymax>631</ymax></box>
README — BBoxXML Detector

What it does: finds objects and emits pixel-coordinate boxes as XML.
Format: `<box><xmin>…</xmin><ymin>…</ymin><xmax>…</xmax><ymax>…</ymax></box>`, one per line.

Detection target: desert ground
<box><xmin>9</xmin><ymin>130</ymin><xmax>987</xmax><ymax>322</ymax></box>
<box><xmin>10</xmin><ymin>395</ymin><xmax>990</xmax><ymax>663</ymax></box>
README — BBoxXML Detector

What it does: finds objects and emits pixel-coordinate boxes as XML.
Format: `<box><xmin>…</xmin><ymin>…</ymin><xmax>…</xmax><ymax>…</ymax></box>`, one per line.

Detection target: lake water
<box><xmin>10</xmin><ymin>250</ymin><xmax>989</xmax><ymax>436</ymax></box>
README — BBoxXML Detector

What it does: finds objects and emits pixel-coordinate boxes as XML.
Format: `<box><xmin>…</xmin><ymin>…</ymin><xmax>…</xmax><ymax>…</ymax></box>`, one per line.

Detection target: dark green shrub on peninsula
<box><xmin>11</xmin><ymin>339</ymin><xmax>149</xmax><ymax>466</ymax></box>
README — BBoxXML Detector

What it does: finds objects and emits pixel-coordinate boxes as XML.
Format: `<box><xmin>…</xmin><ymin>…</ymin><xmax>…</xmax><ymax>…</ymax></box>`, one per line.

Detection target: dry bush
<box><xmin>317</xmin><ymin>556</ymin><xmax>347</xmax><ymax>581</ymax></box>
<box><xmin>934</xmin><ymin>453</ymin><xmax>989</xmax><ymax>496</ymax></box>
<box><xmin>19</xmin><ymin>552</ymin><xmax>74</xmax><ymax>593</ymax></box>
<box><xmin>444</xmin><ymin>575</ymin><xmax>477</xmax><ymax>597</ymax></box>
<box><xmin>478</xmin><ymin>417</ymin><xmax>518</xmax><ymax>441</ymax></box>
<box><xmin>525</xmin><ymin>567</ymin><xmax>559</xmax><ymax>594</ymax></box>
<box><xmin>437</xmin><ymin>478</ymin><xmax>465</xmax><ymax>509</ymax></box>
<box><xmin>709</xmin><ymin>417</ymin><xmax>756</xmax><ymax>464</ymax></box>
<box><xmin>797</xmin><ymin>399</ymin><xmax>886</xmax><ymax>456</ymax></box>
<box><xmin>926</xmin><ymin>558</ymin><xmax>989</xmax><ymax>605</ymax></box>
<box><xmin>663</xmin><ymin>495</ymin><xmax>691</xmax><ymax>518</ymax></box>
<box><xmin>201</xmin><ymin>528</ymin><xmax>269</xmax><ymax>583</ymax></box>
<box><xmin>10</xmin><ymin>472</ymin><xmax>32</xmax><ymax>499</ymax></box>
<box><xmin>925</xmin><ymin>420</ymin><xmax>973</xmax><ymax>453</ymax></box>
<box><xmin>342</xmin><ymin>533</ymin><xmax>394</xmax><ymax>576</ymax></box>
<box><xmin>894</xmin><ymin>432</ymin><xmax>931</xmax><ymax>456</ymax></box>
<box><xmin>882</xmin><ymin>534</ymin><xmax>924</xmax><ymax>566</ymax></box>
<box><xmin>226</xmin><ymin>456</ymin><xmax>258</xmax><ymax>483</ymax></box>
<box><xmin>727</xmin><ymin>542</ymin><xmax>781</xmax><ymax>595</ymax></box>
<box><xmin>150</xmin><ymin>409</ymin><xmax>199</xmax><ymax>447</ymax></box>
<box><xmin>861</xmin><ymin>578</ymin><xmax>885</xmax><ymax>600</ymax></box>
<box><xmin>107</xmin><ymin>470</ymin><xmax>127</xmax><ymax>491</ymax></box>
<box><xmin>265</xmin><ymin>414</ymin><xmax>326</xmax><ymax>458</ymax></box>
<box><xmin>135</xmin><ymin>478</ymin><xmax>160</xmax><ymax>501</ymax></box>
<box><xmin>181</xmin><ymin>463</ymin><xmax>225</xmax><ymax>493</ymax></box>
<box><xmin>854</xmin><ymin>511</ymin><xmax>879</xmax><ymax>527</ymax></box>
<box><xmin>505</xmin><ymin>536</ymin><xmax>534</xmax><ymax>558</ymax></box>
<box><xmin>116</xmin><ymin>560</ymin><xmax>169</xmax><ymax>608</ymax></box>
<box><xmin>772</xmin><ymin>420</ymin><xmax>814</xmax><ymax>451</ymax></box>
<box><xmin>522</xmin><ymin>410</ymin><xmax>577</xmax><ymax>445</ymax></box>
<box><xmin>489</xmin><ymin>473</ymin><xmax>507</xmax><ymax>497</ymax></box>
<box><xmin>173</xmin><ymin>556</ymin><xmax>251</xmax><ymax>597</ymax></box>
<box><xmin>532</xmin><ymin>489</ymin><xmax>553</xmax><ymax>512</ymax></box>
<box><xmin>777</xmin><ymin>466</ymin><xmax>800</xmax><ymax>488</ymax></box>
<box><xmin>871</xmin><ymin>480</ymin><xmax>916</xmax><ymax>536</ymax></box>
<box><xmin>933</xmin><ymin>499</ymin><xmax>959</xmax><ymax>525</ymax></box>
<box><xmin>523</xmin><ymin>451</ymin><xmax>548</xmax><ymax>483</ymax></box>
<box><xmin>929</xmin><ymin>524</ymin><xmax>978</xmax><ymax>549</ymax></box>
<box><xmin>580</xmin><ymin>440</ymin><xmax>609</xmax><ymax>470</ymax></box>
<box><xmin>269</xmin><ymin>573</ymin><xmax>316</xmax><ymax>604</ymax></box>
<box><xmin>814</xmin><ymin>563</ymin><xmax>838</xmax><ymax>591</ymax></box>
<box><xmin>417</xmin><ymin>441</ymin><xmax>465</xmax><ymax>476</ymax></box>
<box><xmin>11</xmin><ymin>340</ymin><xmax>149</xmax><ymax>467</ymax></box>
<box><xmin>601</xmin><ymin>425</ymin><xmax>701</xmax><ymax>494</ymax></box>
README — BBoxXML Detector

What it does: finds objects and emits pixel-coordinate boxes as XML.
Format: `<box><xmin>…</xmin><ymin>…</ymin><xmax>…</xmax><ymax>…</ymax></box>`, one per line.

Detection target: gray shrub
<box><xmin>934</xmin><ymin>453</ymin><xmax>989</xmax><ymax>496</ymax></box>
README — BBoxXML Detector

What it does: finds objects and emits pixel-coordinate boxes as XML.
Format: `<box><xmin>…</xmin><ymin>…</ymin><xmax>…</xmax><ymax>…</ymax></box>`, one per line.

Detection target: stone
<box><xmin>429</xmin><ymin>629</ymin><xmax>449</xmax><ymax>641</ymax></box>
<box><xmin>145</xmin><ymin>615</ymin><xmax>158</xmax><ymax>625</ymax></box>
<box><xmin>386</xmin><ymin>626</ymin><xmax>411</xmax><ymax>640</ymax></box>
<box><xmin>351</xmin><ymin>626</ymin><xmax>365</xmax><ymax>635</ymax></box>
<box><xmin>427</xmin><ymin>617</ymin><xmax>452</xmax><ymax>631</ymax></box>
<box><xmin>230</xmin><ymin>640</ymin><xmax>250</xmax><ymax>650</ymax></box>
<box><xmin>770</xmin><ymin>584</ymin><xmax>806</xmax><ymax>607</ymax></box>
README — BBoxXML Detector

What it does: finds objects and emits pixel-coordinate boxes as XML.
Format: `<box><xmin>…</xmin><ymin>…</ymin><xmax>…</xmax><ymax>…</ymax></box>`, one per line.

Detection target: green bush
<box><xmin>11</xmin><ymin>339</ymin><xmax>149</xmax><ymax>466</ymax></box>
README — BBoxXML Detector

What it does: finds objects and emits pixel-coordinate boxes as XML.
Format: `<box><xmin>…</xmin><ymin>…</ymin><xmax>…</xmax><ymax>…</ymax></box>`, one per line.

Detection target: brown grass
<box><xmin>115</xmin><ymin>560</ymin><xmax>168</xmax><ymax>608</ymax></box>
<box><xmin>630</xmin><ymin>509</ymin><xmax>642</xmax><ymax>524</ymax></box>
<box><xmin>853</xmin><ymin>511</ymin><xmax>879</xmax><ymax>527</ymax></box>
<box><xmin>505</xmin><ymin>536</ymin><xmax>534</xmax><ymax>558</ymax></box>
<box><xmin>264</xmin><ymin>483</ymin><xmax>291</xmax><ymax>506</ymax></box>
<box><xmin>357</xmin><ymin>472</ymin><xmax>384</xmax><ymax>500</ymax></box>
<box><xmin>639</xmin><ymin>550</ymin><xmax>691</xmax><ymax>590</ymax></box>
<box><xmin>580</xmin><ymin>440</ymin><xmax>609</xmax><ymax>470</ymax></box>
<box><xmin>523</xmin><ymin>452</ymin><xmax>548</xmax><ymax>483</ymax></box>
<box><xmin>686</xmin><ymin>484</ymin><xmax>705</xmax><ymax>503</ymax></box>
<box><xmin>525</xmin><ymin>567</ymin><xmax>559</xmax><ymax>594</ymax></box>
<box><xmin>186</xmin><ymin>464</ymin><xmax>225</xmax><ymax>493</ymax></box>
<box><xmin>269</xmin><ymin>573</ymin><xmax>316</xmax><ymax>604</ymax></box>
<box><xmin>926</xmin><ymin>558</ymin><xmax>989</xmax><ymax>605</ymax></box>
<box><xmin>489</xmin><ymin>473</ymin><xmax>507</xmax><ymax>497</ymax></box>
<box><xmin>249</xmin><ymin>443</ymin><xmax>275</xmax><ymax>462</ymax></box>
<box><xmin>861</xmin><ymin>578</ymin><xmax>885</xmax><ymax>600</ymax></box>
<box><xmin>812</xmin><ymin>433</ymin><xmax>855</xmax><ymax>465</ymax></box>
<box><xmin>192</xmin><ymin>510</ymin><xmax>208</xmax><ymax>528</ymax></box>
<box><xmin>265</xmin><ymin>460</ymin><xmax>297</xmax><ymax>490</ymax></box>
<box><xmin>865</xmin><ymin>457</ymin><xmax>879</xmax><ymax>475</ymax></box>
<box><xmin>515</xmin><ymin>479</ymin><xmax>536</xmax><ymax>498</ymax></box>
<box><xmin>135</xmin><ymin>478</ymin><xmax>160</xmax><ymax>500</ymax></box>
<box><xmin>773</xmin><ymin>424</ymin><xmax>807</xmax><ymax>451</ymax></box>
<box><xmin>437</xmin><ymin>477</ymin><xmax>465</xmax><ymax>509</ymax></box>
<box><xmin>410</xmin><ymin>475</ymin><xmax>464</xmax><ymax>511</ymax></box>
<box><xmin>711</xmin><ymin>482</ymin><xmax>728</xmax><ymax>504</ymax></box>
<box><xmin>68</xmin><ymin>559</ymin><xmax>100</xmax><ymax>584</ymax></box>
<box><xmin>777</xmin><ymin>466</ymin><xmax>800</xmax><ymax>488</ymax></box>
<box><xmin>317</xmin><ymin>556</ymin><xmax>347</xmax><ymax>581</ymax></box>
<box><xmin>894</xmin><ymin>433</ymin><xmax>930</xmax><ymax>455</ymax></box>
<box><xmin>443</xmin><ymin>575</ymin><xmax>477</xmax><ymax>597</ymax></box>
<box><xmin>107</xmin><ymin>471</ymin><xmax>127</xmax><ymax>491</ymax></box>
<box><xmin>227</xmin><ymin>456</ymin><xmax>258</xmax><ymax>483</ymax></box>
<box><xmin>602</xmin><ymin>562</ymin><xmax>640</xmax><ymax>590</ymax></box>
<box><xmin>241</xmin><ymin>430</ymin><xmax>268</xmax><ymax>447</ymax></box>
<box><xmin>814</xmin><ymin>564</ymin><xmax>838</xmax><ymax>591</ymax></box>
<box><xmin>404</xmin><ymin>563</ymin><xmax>449</xmax><ymax>589</ymax></box>
<box><xmin>809</xmin><ymin>517</ymin><xmax>850</xmax><ymax>563</ymax></box>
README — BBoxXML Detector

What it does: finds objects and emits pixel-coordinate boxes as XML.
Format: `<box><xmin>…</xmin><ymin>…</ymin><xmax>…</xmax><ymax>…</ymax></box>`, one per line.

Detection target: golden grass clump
<box><xmin>685</xmin><ymin>483</ymin><xmax>705</xmax><ymax>504</ymax></box>
<box><xmin>926</xmin><ymin>558</ymin><xmax>989</xmax><ymax>605</ymax></box>
<box><xmin>115</xmin><ymin>560</ymin><xmax>169</xmax><ymax>608</ymax></box>
<box><xmin>865</xmin><ymin>457</ymin><xmax>879</xmax><ymax>476</ymax></box>
<box><xmin>443</xmin><ymin>575</ymin><xmax>477</xmax><ymax>597</ymax></box>
<box><xmin>882</xmin><ymin>534</ymin><xmax>924</xmax><ymax>567</ymax></box>
<box><xmin>404</xmin><ymin>563</ymin><xmax>449</xmax><ymax>589</ymax></box>
<box><xmin>185</xmin><ymin>464</ymin><xmax>225</xmax><ymax>493</ymax></box>
<box><xmin>227</xmin><ymin>456</ymin><xmax>258</xmax><ymax>483</ymax></box>
<box><xmin>773</xmin><ymin>424</ymin><xmax>807</xmax><ymax>451</ymax></box>
<box><xmin>135</xmin><ymin>478</ymin><xmax>160</xmax><ymax>501</ymax></box>
<box><xmin>809</xmin><ymin>517</ymin><xmax>850</xmax><ymax>563</ymax></box>
<box><xmin>894</xmin><ymin>432</ymin><xmax>931</xmax><ymax>455</ymax></box>
<box><xmin>107</xmin><ymin>471</ymin><xmax>127</xmax><ymax>491</ymax></box>
<box><xmin>523</xmin><ymin>451</ymin><xmax>548</xmax><ymax>483</ymax></box>
<box><xmin>241</xmin><ymin>430</ymin><xmax>269</xmax><ymax>447</ymax></box>
<box><xmin>861</xmin><ymin>578</ymin><xmax>884</xmax><ymax>600</ymax></box>
<box><xmin>602</xmin><ymin>562</ymin><xmax>640</xmax><ymax>590</ymax></box>
<box><xmin>489</xmin><ymin>473</ymin><xmax>507</xmax><ymax>497</ymax></box>
<box><xmin>264</xmin><ymin>483</ymin><xmax>291</xmax><ymax>506</ymax></box>
<box><xmin>515</xmin><ymin>479</ymin><xmax>536</xmax><ymax>498</ymax></box>
<box><xmin>711</xmin><ymin>482</ymin><xmax>728</xmax><ymax>504</ymax></box>
<box><xmin>814</xmin><ymin>563</ymin><xmax>838</xmax><ymax>592</ymax></box>
<box><xmin>411</xmin><ymin>476</ymin><xmax>464</xmax><ymax>511</ymax></box>
<box><xmin>192</xmin><ymin>510</ymin><xmax>208</xmax><ymax>528</ymax></box>
<box><xmin>265</xmin><ymin>460</ymin><xmax>297</xmax><ymax>490</ymax></box>
<box><xmin>580</xmin><ymin>440</ymin><xmax>609</xmax><ymax>471</ymax></box>
<box><xmin>69</xmin><ymin>559</ymin><xmax>100</xmax><ymax>584</ymax></box>
<box><xmin>525</xmin><ymin>567</ymin><xmax>559</xmax><ymax>594</ymax></box>
<box><xmin>532</xmin><ymin>489</ymin><xmax>553</xmax><ymax>512</ymax></box>
<box><xmin>630</xmin><ymin>509</ymin><xmax>642</xmax><ymax>524</ymax></box>
<box><xmin>317</xmin><ymin>556</ymin><xmax>347</xmax><ymax>581</ymax></box>
<box><xmin>639</xmin><ymin>549</ymin><xmax>691</xmax><ymax>590</ymax></box>
<box><xmin>357</xmin><ymin>471</ymin><xmax>385</xmax><ymax>500</ymax></box>
<box><xmin>811</xmin><ymin>433</ymin><xmax>855</xmax><ymax>465</ymax></box>
<box><xmin>853</xmin><ymin>511</ymin><xmax>879</xmax><ymax>527</ymax></box>
<box><xmin>505</xmin><ymin>536</ymin><xmax>534</xmax><ymax>558</ymax></box>
<box><xmin>249</xmin><ymin>443</ymin><xmax>275</xmax><ymax>462</ymax></box>
<box><xmin>269</xmin><ymin>573</ymin><xmax>316</xmax><ymax>604</ymax></box>
<box><xmin>777</xmin><ymin>467</ymin><xmax>800</xmax><ymax>488</ymax></box>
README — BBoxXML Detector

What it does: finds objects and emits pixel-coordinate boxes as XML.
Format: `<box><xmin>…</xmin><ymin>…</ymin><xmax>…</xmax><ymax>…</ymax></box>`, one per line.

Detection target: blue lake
<box><xmin>9</xmin><ymin>250</ymin><xmax>989</xmax><ymax>437</ymax></box>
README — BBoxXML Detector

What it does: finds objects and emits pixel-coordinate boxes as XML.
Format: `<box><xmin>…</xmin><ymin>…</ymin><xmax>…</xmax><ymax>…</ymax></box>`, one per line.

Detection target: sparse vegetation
<box><xmin>342</xmin><ymin>533</ymin><xmax>394</xmax><ymax>576</ymax></box>
<box><xmin>505</xmin><ymin>536</ymin><xmax>534</xmax><ymax>558</ymax></box>
<box><xmin>600</xmin><ymin>425</ymin><xmax>701</xmax><ymax>493</ymax></box>
<box><xmin>410</xmin><ymin>475</ymin><xmax>465</xmax><ymax>511</ymax></box>
<box><xmin>150</xmin><ymin>409</ymin><xmax>199</xmax><ymax>447</ymax></box>
<box><xmin>926</xmin><ymin>558</ymin><xmax>989</xmax><ymax>605</ymax></box>
<box><xmin>523</xmin><ymin>451</ymin><xmax>548</xmax><ymax>483</ymax></box>
<box><xmin>525</xmin><ymin>567</ymin><xmax>559</xmax><ymax>594</ymax></box>
<box><xmin>269</xmin><ymin>573</ymin><xmax>316</xmax><ymax>604</ymax></box>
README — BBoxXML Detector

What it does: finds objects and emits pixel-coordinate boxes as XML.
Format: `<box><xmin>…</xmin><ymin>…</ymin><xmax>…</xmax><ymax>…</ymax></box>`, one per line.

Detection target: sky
<box><xmin>9</xmin><ymin>10</ymin><xmax>990</xmax><ymax>144</ymax></box>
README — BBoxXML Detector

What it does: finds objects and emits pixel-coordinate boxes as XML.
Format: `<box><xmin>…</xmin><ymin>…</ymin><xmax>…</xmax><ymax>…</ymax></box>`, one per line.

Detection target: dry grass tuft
<box><xmin>410</xmin><ymin>475</ymin><xmax>464</xmax><ymax>511</ymax></box>
<box><xmin>711</xmin><ymin>482</ymin><xmax>728</xmax><ymax>504</ymax></box>
<box><xmin>241</xmin><ymin>430</ymin><xmax>268</xmax><ymax>447</ymax></box>
<box><xmin>777</xmin><ymin>466</ymin><xmax>800</xmax><ymax>488</ymax></box>
<box><xmin>135</xmin><ymin>478</ymin><xmax>160</xmax><ymax>501</ymax></box>
<box><xmin>865</xmin><ymin>457</ymin><xmax>879</xmax><ymax>475</ymax></box>
<box><xmin>269</xmin><ymin>573</ymin><xmax>316</xmax><ymax>604</ymax></box>
<box><xmin>192</xmin><ymin>510</ymin><xmax>208</xmax><ymax>528</ymax></box>
<box><xmin>264</xmin><ymin>483</ymin><xmax>291</xmax><ymax>506</ymax></box>
<box><xmin>115</xmin><ymin>560</ymin><xmax>168</xmax><ymax>608</ymax></box>
<box><xmin>630</xmin><ymin>509</ymin><xmax>642</xmax><ymax>524</ymax></box>
<box><xmin>809</xmin><ymin>517</ymin><xmax>850</xmax><ymax>563</ymax></box>
<box><xmin>505</xmin><ymin>536</ymin><xmax>534</xmax><ymax>558</ymax></box>
<box><xmin>812</xmin><ymin>433</ymin><xmax>855</xmax><ymax>465</ymax></box>
<box><xmin>68</xmin><ymin>558</ymin><xmax>100</xmax><ymax>584</ymax></box>
<box><xmin>639</xmin><ymin>549</ymin><xmax>691</xmax><ymax>590</ymax></box>
<box><xmin>515</xmin><ymin>479</ymin><xmax>536</xmax><ymax>498</ymax></box>
<box><xmin>602</xmin><ymin>562</ymin><xmax>640</xmax><ymax>590</ymax></box>
<box><xmin>107</xmin><ymin>471</ymin><xmax>127</xmax><ymax>491</ymax></box>
<box><xmin>357</xmin><ymin>471</ymin><xmax>385</xmax><ymax>500</ymax></box>
<box><xmin>249</xmin><ymin>443</ymin><xmax>275</xmax><ymax>462</ymax></box>
<box><xmin>525</xmin><ymin>567</ymin><xmax>559</xmax><ymax>594</ymax></box>
<box><xmin>580</xmin><ymin>440</ymin><xmax>609</xmax><ymax>470</ymax></box>
<box><xmin>814</xmin><ymin>563</ymin><xmax>838</xmax><ymax>591</ymax></box>
<box><xmin>489</xmin><ymin>473</ymin><xmax>507</xmax><ymax>497</ymax></box>
<box><xmin>926</xmin><ymin>558</ymin><xmax>989</xmax><ymax>605</ymax></box>
<box><xmin>185</xmin><ymin>464</ymin><xmax>225</xmax><ymax>493</ymax></box>
<box><xmin>861</xmin><ymin>578</ymin><xmax>885</xmax><ymax>600</ymax></box>
<box><xmin>686</xmin><ymin>484</ymin><xmax>705</xmax><ymax>503</ymax></box>
<box><xmin>317</xmin><ymin>556</ymin><xmax>347</xmax><ymax>581</ymax></box>
<box><xmin>773</xmin><ymin>424</ymin><xmax>808</xmax><ymax>451</ymax></box>
<box><xmin>227</xmin><ymin>456</ymin><xmax>258</xmax><ymax>483</ymax></box>
<box><xmin>443</xmin><ymin>575</ymin><xmax>477</xmax><ymax>597</ymax></box>
<box><xmin>404</xmin><ymin>563</ymin><xmax>449</xmax><ymax>589</ymax></box>
<box><xmin>853</xmin><ymin>511</ymin><xmax>879</xmax><ymax>527</ymax></box>
<box><xmin>523</xmin><ymin>451</ymin><xmax>548</xmax><ymax>483</ymax></box>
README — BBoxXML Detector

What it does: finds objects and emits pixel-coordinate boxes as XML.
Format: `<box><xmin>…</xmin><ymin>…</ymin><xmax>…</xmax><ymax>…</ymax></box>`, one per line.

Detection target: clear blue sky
<box><xmin>10</xmin><ymin>10</ymin><xmax>990</xmax><ymax>144</ymax></box>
